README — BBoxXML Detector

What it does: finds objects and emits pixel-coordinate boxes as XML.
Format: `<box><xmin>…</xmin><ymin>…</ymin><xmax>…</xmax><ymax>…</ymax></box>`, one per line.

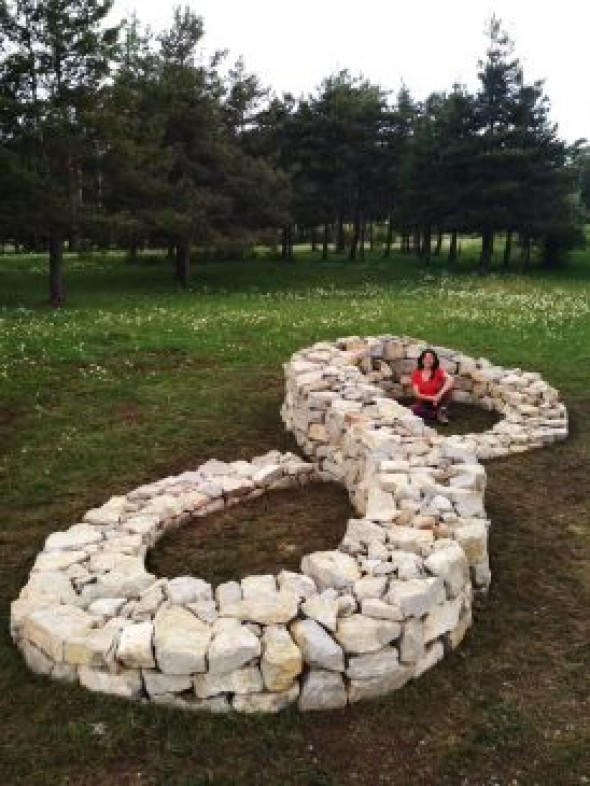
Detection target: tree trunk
<box><xmin>310</xmin><ymin>227</ymin><xmax>317</xmax><ymax>253</ymax></box>
<box><xmin>281</xmin><ymin>226</ymin><xmax>293</xmax><ymax>261</ymax></box>
<box><xmin>359</xmin><ymin>219</ymin><xmax>366</xmax><ymax>261</ymax></box>
<box><xmin>448</xmin><ymin>230</ymin><xmax>458</xmax><ymax>264</ymax></box>
<box><xmin>175</xmin><ymin>240</ymin><xmax>190</xmax><ymax>287</ymax></box>
<box><xmin>49</xmin><ymin>236</ymin><xmax>64</xmax><ymax>308</ymax></box>
<box><xmin>521</xmin><ymin>236</ymin><xmax>532</xmax><ymax>270</ymax></box>
<box><xmin>336</xmin><ymin>215</ymin><xmax>346</xmax><ymax>253</ymax></box>
<box><xmin>322</xmin><ymin>223</ymin><xmax>329</xmax><ymax>260</ymax></box>
<box><xmin>368</xmin><ymin>222</ymin><xmax>375</xmax><ymax>252</ymax></box>
<box><xmin>421</xmin><ymin>225</ymin><xmax>432</xmax><ymax>263</ymax></box>
<box><xmin>434</xmin><ymin>229</ymin><xmax>443</xmax><ymax>256</ymax></box>
<box><xmin>479</xmin><ymin>229</ymin><xmax>494</xmax><ymax>273</ymax></box>
<box><xmin>503</xmin><ymin>231</ymin><xmax>512</xmax><ymax>269</ymax></box>
<box><xmin>349</xmin><ymin>211</ymin><xmax>361</xmax><ymax>260</ymax></box>
<box><xmin>412</xmin><ymin>228</ymin><xmax>421</xmax><ymax>257</ymax></box>
<box><xmin>384</xmin><ymin>215</ymin><xmax>394</xmax><ymax>257</ymax></box>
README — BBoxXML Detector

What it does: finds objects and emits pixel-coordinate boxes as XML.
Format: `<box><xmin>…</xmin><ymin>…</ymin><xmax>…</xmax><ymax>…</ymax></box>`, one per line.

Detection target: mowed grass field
<box><xmin>0</xmin><ymin>249</ymin><xmax>589</xmax><ymax>786</ymax></box>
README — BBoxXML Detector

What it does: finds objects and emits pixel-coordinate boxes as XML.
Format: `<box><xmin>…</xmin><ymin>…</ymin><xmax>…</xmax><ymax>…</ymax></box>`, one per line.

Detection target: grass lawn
<box><xmin>0</xmin><ymin>249</ymin><xmax>589</xmax><ymax>785</ymax></box>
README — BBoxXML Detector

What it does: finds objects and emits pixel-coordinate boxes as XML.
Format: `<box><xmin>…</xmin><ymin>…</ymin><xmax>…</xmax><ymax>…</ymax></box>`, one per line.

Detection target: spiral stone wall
<box><xmin>10</xmin><ymin>336</ymin><xmax>567</xmax><ymax>713</ymax></box>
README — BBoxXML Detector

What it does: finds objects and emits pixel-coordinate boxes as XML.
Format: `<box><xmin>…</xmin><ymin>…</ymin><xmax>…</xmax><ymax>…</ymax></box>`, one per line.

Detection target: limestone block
<box><xmin>301</xmin><ymin>594</ymin><xmax>339</xmax><ymax>632</ymax></box>
<box><xmin>365</xmin><ymin>487</ymin><xmax>397</xmax><ymax>522</ymax></box>
<box><xmin>424</xmin><ymin>544</ymin><xmax>470</xmax><ymax>597</ymax></box>
<box><xmin>154</xmin><ymin>606</ymin><xmax>211</xmax><ymax>675</ymax></box>
<box><xmin>335</xmin><ymin>615</ymin><xmax>401</xmax><ymax>655</ymax></box>
<box><xmin>78</xmin><ymin>666</ymin><xmax>142</xmax><ymax>698</ymax></box>
<box><xmin>221</xmin><ymin>590</ymin><xmax>299</xmax><ymax>625</ymax></box>
<box><xmin>22</xmin><ymin>605</ymin><xmax>96</xmax><ymax>662</ymax></box>
<box><xmin>32</xmin><ymin>550</ymin><xmax>88</xmax><ymax>573</ymax></box>
<box><xmin>348</xmin><ymin>665</ymin><xmax>413</xmax><ymax>703</ymax></box>
<box><xmin>208</xmin><ymin>625</ymin><xmax>261</xmax><ymax>675</ymax></box>
<box><xmin>143</xmin><ymin>670</ymin><xmax>193</xmax><ymax>698</ymax></box>
<box><xmin>298</xmin><ymin>670</ymin><xmax>347</xmax><ymax>711</ymax></box>
<box><xmin>20</xmin><ymin>571</ymin><xmax>80</xmax><ymax>607</ymax></box>
<box><xmin>194</xmin><ymin>666</ymin><xmax>263</xmax><ymax>699</ymax></box>
<box><xmin>241</xmin><ymin>575</ymin><xmax>276</xmax><ymax>598</ymax></box>
<box><xmin>261</xmin><ymin>626</ymin><xmax>303</xmax><ymax>692</ymax></box>
<box><xmin>252</xmin><ymin>465</ymin><xmax>283</xmax><ymax>487</ymax></box>
<box><xmin>387</xmin><ymin>526</ymin><xmax>434</xmax><ymax>555</ymax></box>
<box><xmin>65</xmin><ymin>624</ymin><xmax>121</xmax><ymax>668</ymax></box>
<box><xmin>399</xmin><ymin>618</ymin><xmax>425</xmax><ymax>664</ymax></box>
<box><xmin>353</xmin><ymin>576</ymin><xmax>388</xmax><ymax>601</ymax></box>
<box><xmin>233</xmin><ymin>683</ymin><xmax>299</xmax><ymax>714</ymax></box>
<box><xmin>386</xmin><ymin>578</ymin><xmax>445</xmax><ymax>618</ymax></box>
<box><xmin>215</xmin><ymin>581</ymin><xmax>242</xmax><ymax>608</ymax></box>
<box><xmin>116</xmin><ymin>622</ymin><xmax>155</xmax><ymax>669</ymax></box>
<box><xmin>413</xmin><ymin>640</ymin><xmax>444</xmax><ymax>678</ymax></box>
<box><xmin>290</xmin><ymin>619</ymin><xmax>344</xmax><ymax>672</ymax></box>
<box><xmin>346</xmin><ymin>646</ymin><xmax>400</xmax><ymax>680</ymax></box>
<box><xmin>20</xmin><ymin>639</ymin><xmax>55</xmax><ymax>675</ymax></box>
<box><xmin>301</xmin><ymin>551</ymin><xmax>360</xmax><ymax>591</ymax></box>
<box><xmin>361</xmin><ymin>598</ymin><xmax>403</xmax><ymax>622</ymax></box>
<box><xmin>277</xmin><ymin>571</ymin><xmax>317</xmax><ymax>599</ymax></box>
<box><xmin>453</xmin><ymin>522</ymin><xmax>488</xmax><ymax>565</ymax></box>
<box><xmin>167</xmin><ymin>576</ymin><xmax>213</xmax><ymax>605</ymax></box>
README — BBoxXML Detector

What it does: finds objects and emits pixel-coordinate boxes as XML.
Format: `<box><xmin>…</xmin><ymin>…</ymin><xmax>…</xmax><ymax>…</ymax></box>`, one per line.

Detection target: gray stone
<box><xmin>154</xmin><ymin>606</ymin><xmax>211</xmax><ymax>675</ymax></box>
<box><xmin>22</xmin><ymin>605</ymin><xmax>96</xmax><ymax>662</ymax></box>
<box><xmin>194</xmin><ymin>666</ymin><xmax>263</xmax><ymax>699</ymax></box>
<box><xmin>116</xmin><ymin>622</ymin><xmax>155</xmax><ymax>669</ymax></box>
<box><xmin>301</xmin><ymin>594</ymin><xmax>339</xmax><ymax>632</ymax></box>
<box><xmin>208</xmin><ymin>625</ymin><xmax>261</xmax><ymax>675</ymax></box>
<box><xmin>222</xmin><ymin>589</ymin><xmax>299</xmax><ymax>626</ymax></box>
<box><xmin>424</xmin><ymin>544</ymin><xmax>470</xmax><ymax>597</ymax></box>
<box><xmin>290</xmin><ymin>619</ymin><xmax>344</xmax><ymax>672</ymax></box>
<box><xmin>277</xmin><ymin>571</ymin><xmax>317</xmax><ymax>599</ymax></box>
<box><xmin>298</xmin><ymin>670</ymin><xmax>347</xmax><ymax>711</ymax></box>
<box><xmin>78</xmin><ymin>666</ymin><xmax>142</xmax><ymax>698</ymax></box>
<box><xmin>167</xmin><ymin>576</ymin><xmax>213</xmax><ymax>605</ymax></box>
<box><xmin>143</xmin><ymin>670</ymin><xmax>193</xmax><ymax>698</ymax></box>
<box><xmin>399</xmin><ymin>618</ymin><xmax>425</xmax><ymax>664</ymax></box>
<box><xmin>346</xmin><ymin>646</ymin><xmax>400</xmax><ymax>680</ymax></box>
<box><xmin>348</xmin><ymin>665</ymin><xmax>413</xmax><ymax>703</ymax></box>
<box><xmin>386</xmin><ymin>578</ymin><xmax>445</xmax><ymax>618</ymax></box>
<box><xmin>335</xmin><ymin>614</ymin><xmax>401</xmax><ymax>655</ymax></box>
<box><xmin>233</xmin><ymin>683</ymin><xmax>299</xmax><ymax>714</ymax></box>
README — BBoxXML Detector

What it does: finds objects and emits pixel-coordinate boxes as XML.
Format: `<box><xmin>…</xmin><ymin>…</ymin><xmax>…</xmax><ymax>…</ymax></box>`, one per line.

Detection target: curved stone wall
<box><xmin>10</xmin><ymin>336</ymin><xmax>567</xmax><ymax>713</ymax></box>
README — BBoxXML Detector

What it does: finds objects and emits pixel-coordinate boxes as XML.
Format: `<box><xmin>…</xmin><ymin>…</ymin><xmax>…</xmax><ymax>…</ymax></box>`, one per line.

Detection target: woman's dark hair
<box><xmin>417</xmin><ymin>348</ymin><xmax>440</xmax><ymax>371</ymax></box>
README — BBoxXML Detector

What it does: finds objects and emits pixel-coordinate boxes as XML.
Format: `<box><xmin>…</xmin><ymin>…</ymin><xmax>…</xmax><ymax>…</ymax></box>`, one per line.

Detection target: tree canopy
<box><xmin>0</xmin><ymin>5</ymin><xmax>586</xmax><ymax>304</ymax></box>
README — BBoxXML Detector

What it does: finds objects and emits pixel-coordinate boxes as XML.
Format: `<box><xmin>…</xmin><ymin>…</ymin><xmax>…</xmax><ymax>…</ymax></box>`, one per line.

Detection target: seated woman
<box><xmin>411</xmin><ymin>348</ymin><xmax>454</xmax><ymax>424</ymax></box>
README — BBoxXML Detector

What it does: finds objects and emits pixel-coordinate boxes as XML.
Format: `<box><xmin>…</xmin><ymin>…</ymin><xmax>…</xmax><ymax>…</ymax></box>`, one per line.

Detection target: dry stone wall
<box><xmin>11</xmin><ymin>336</ymin><xmax>567</xmax><ymax>713</ymax></box>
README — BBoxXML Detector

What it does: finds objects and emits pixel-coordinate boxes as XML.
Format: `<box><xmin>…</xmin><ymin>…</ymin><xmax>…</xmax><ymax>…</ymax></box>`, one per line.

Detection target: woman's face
<box><xmin>422</xmin><ymin>352</ymin><xmax>435</xmax><ymax>369</ymax></box>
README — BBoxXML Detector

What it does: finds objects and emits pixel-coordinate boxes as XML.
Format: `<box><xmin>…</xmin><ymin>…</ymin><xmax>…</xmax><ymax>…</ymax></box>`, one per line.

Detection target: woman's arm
<box><xmin>434</xmin><ymin>371</ymin><xmax>454</xmax><ymax>404</ymax></box>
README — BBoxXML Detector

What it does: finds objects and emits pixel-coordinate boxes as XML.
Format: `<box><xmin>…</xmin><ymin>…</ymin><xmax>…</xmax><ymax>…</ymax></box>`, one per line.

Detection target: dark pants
<box><xmin>411</xmin><ymin>392</ymin><xmax>451</xmax><ymax>421</ymax></box>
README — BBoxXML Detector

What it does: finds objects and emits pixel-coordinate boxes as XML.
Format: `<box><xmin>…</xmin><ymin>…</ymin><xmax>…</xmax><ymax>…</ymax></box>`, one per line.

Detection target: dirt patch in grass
<box><xmin>398</xmin><ymin>398</ymin><xmax>501</xmax><ymax>435</ymax></box>
<box><xmin>147</xmin><ymin>481</ymin><xmax>353</xmax><ymax>586</ymax></box>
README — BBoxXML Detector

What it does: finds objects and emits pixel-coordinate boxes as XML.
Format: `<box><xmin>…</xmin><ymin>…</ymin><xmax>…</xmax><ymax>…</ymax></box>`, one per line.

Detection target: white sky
<box><xmin>117</xmin><ymin>1</ymin><xmax>589</xmax><ymax>143</ymax></box>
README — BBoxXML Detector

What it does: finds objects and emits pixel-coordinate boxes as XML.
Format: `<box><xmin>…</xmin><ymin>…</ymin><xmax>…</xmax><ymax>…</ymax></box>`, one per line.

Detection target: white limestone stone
<box><xmin>335</xmin><ymin>614</ymin><xmax>401</xmax><ymax>655</ymax></box>
<box><xmin>116</xmin><ymin>622</ymin><xmax>155</xmax><ymax>669</ymax></box>
<box><xmin>207</xmin><ymin>625</ymin><xmax>261</xmax><ymax>675</ymax></box>
<box><xmin>233</xmin><ymin>683</ymin><xmax>299</xmax><ymax>713</ymax></box>
<box><xmin>301</xmin><ymin>551</ymin><xmax>360</xmax><ymax>590</ymax></box>
<box><xmin>298</xmin><ymin>670</ymin><xmax>347</xmax><ymax>711</ymax></box>
<box><xmin>154</xmin><ymin>606</ymin><xmax>211</xmax><ymax>675</ymax></box>
<box><xmin>261</xmin><ymin>625</ymin><xmax>303</xmax><ymax>692</ymax></box>
<box><xmin>194</xmin><ymin>666</ymin><xmax>263</xmax><ymax>699</ymax></box>
<box><xmin>290</xmin><ymin>619</ymin><xmax>344</xmax><ymax>672</ymax></box>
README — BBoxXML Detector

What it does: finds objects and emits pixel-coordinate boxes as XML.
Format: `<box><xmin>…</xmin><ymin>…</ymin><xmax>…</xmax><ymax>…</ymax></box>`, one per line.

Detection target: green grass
<box><xmin>1</xmin><ymin>249</ymin><xmax>589</xmax><ymax>785</ymax></box>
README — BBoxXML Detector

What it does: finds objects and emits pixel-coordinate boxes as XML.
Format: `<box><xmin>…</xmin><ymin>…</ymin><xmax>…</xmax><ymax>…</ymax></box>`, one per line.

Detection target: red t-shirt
<box><xmin>412</xmin><ymin>367</ymin><xmax>445</xmax><ymax>396</ymax></box>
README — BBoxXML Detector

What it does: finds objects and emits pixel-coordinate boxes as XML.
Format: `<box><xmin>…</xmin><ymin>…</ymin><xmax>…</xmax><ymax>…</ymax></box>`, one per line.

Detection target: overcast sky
<box><xmin>116</xmin><ymin>1</ymin><xmax>589</xmax><ymax>143</ymax></box>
